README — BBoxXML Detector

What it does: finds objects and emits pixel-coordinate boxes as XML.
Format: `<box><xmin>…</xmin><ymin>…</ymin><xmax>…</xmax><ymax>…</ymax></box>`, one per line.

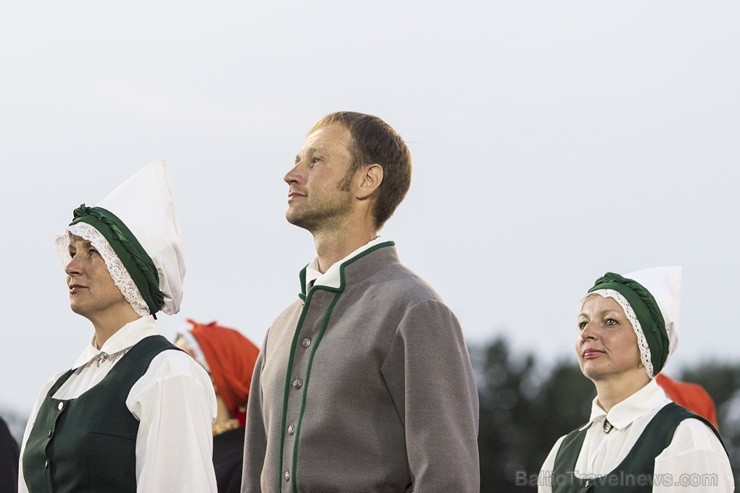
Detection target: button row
<box><xmin>285</xmin><ymin>334</ymin><xmax>311</xmax><ymax>488</ymax></box>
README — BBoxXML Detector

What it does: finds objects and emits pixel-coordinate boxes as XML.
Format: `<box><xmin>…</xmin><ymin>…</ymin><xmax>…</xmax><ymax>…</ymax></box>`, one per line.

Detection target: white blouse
<box><xmin>18</xmin><ymin>316</ymin><xmax>218</xmax><ymax>493</ymax></box>
<box><xmin>538</xmin><ymin>379</ymin><xmax>734</xmax><ymax>492</ymax></box>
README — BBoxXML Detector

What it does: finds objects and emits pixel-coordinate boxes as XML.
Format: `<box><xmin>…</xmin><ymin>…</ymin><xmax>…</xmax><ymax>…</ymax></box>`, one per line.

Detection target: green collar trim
<box><xmin>298</xmin><ymin>241</ymin><xmax>395</xmax><ymax>299</ymax></box>
<box><xmin>282</xmin><ymin>241</ymin><xmax>394</xmax><ymax>487</ymax></box>
<box><xmin>289</xmin><ymin>290</ymin><xmax>341</xmax><ymax>492</ymax></box>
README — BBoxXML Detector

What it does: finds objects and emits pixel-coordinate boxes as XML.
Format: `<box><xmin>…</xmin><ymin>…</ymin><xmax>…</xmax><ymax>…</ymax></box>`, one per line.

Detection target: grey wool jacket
<box><xmin>241</xmin><ymin>242</ymin><xmax>480</xmax><ymax>492</ymax></box>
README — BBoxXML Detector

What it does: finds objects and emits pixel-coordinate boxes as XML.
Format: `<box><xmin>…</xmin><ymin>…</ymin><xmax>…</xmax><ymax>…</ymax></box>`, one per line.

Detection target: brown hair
<box><xmin>310</xmin><ymin>111</ymin><xmax>412</xmax><ymax>229</ymax></box>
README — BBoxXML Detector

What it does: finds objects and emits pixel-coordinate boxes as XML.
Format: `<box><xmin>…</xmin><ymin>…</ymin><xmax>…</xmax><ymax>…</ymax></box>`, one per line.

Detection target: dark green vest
<box><xmin>22</xmin><ymin>335</ymin><xmax>178</xmax><ymax>493</ymax></box>
<box><xmin>551</xmin><ymin>403</ymin><xmax>725</xmax><ymax>492</ymax></box>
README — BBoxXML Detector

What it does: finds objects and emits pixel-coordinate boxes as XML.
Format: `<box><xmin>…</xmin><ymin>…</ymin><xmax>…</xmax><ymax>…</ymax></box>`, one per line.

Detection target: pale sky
<box><xmin>1</xmin><ymin>1</ymin><xmax>739</xmax><ymax>415</ymax></box>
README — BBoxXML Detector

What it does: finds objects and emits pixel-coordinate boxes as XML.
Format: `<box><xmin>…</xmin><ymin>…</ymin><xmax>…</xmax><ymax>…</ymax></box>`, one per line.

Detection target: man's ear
<box><xmin>356</xmin><ymin>164</ymin><xmax>383</xmax><ymax>200</ymax></box>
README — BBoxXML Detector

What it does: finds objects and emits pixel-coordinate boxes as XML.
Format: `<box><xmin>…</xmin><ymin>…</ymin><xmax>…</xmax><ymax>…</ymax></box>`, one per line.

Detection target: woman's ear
<box><xmin>356</xmin><ymin>164</ymin><xmax>383</xmax><ymax>200</ymax></box>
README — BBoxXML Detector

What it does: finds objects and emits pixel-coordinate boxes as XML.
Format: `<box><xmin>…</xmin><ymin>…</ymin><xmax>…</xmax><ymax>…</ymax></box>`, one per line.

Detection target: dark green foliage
<box><xmin>475</xmin><ymin>338</ymin><xmax>595</xmax><ymax>492</ymax></box>
<box><xmin>474</xmin><ymin>337</ymin><xmax>740</xmax><ymax>492</ymax></box>
<box><xmin>679</xmin><ymin>361</ymin><xmax>740</xmax><ymax>413</ymax></box>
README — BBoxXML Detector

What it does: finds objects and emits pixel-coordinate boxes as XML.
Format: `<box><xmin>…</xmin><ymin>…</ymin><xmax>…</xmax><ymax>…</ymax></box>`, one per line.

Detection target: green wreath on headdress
<box><xmin>70</xmin><ymin>204</ymin><xmax>164</xmax><ymax>315</ymax></box>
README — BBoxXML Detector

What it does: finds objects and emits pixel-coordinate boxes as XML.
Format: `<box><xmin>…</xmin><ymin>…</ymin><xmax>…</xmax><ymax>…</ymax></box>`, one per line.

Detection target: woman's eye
<box><xmin>605</xmin><ymin>318</ymin><xmax>617</xmax><ymax>326</ymax></box>
<box><xmin>577</xmin><ymin>321</ymin><xmax>587</xmax><ymax>330</ymax></box>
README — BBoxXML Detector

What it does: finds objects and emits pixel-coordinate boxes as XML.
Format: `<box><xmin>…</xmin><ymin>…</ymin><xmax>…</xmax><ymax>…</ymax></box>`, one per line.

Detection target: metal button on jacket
<box><xmin>287</xmin><ymin>425</ymin><xmax>295</xmax><ymax>435</ymax></box>
<box><xmin>284</xmin><ymin>471</ymin><xmax>290</xmax><ymax>482</ymax></box>
<box><xmin>292</xmin><ymin>378</ymin><xmax>303</xmax><ymax>390</ymax></box>
<box><xmin>57</xmin><ymin>402</ymin><xmax>64</xmax><ymax>411</ymax></box>
<box><xmin>301</xmin><ymin>338</ymin><xmax>311</xmax><ymax>348</ymax></box>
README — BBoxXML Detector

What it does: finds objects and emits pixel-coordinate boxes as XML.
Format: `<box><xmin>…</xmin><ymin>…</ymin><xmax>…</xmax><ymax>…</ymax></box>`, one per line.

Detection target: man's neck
<box><xmin>313</xmin><ymin>228</ymin><xmax>378</xmax><ymax>274</ymax></box>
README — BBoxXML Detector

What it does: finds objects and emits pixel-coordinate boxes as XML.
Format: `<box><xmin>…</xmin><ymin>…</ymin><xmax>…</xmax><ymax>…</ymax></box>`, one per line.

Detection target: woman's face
<box><xmin>65</xmin><ymin>234</ymin><xmax>129</xmax><ymax>319</ymax></box>
<box><xmin>575</xmin><ymin>294</ymin><xmax>643</xmax><ymax>383</ymax></box>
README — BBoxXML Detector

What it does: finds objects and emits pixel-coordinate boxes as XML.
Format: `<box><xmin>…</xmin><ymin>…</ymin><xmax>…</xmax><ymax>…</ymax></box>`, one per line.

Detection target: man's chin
<box><xmin>286</xmin><ymin>211</ymin><xmax>312</xmax><ymax>230</ymax></box>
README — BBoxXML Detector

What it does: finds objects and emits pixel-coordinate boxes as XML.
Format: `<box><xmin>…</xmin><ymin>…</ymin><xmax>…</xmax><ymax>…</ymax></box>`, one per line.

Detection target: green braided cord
<box><xmin>588</xmin><ymin>272</ymin><xmax>668</xmax><ymax>374</ymax></box>
<box><xmin>70</xmin><ymin>204</ymin><xmax>164</xmax><ymax>314</ymax></box>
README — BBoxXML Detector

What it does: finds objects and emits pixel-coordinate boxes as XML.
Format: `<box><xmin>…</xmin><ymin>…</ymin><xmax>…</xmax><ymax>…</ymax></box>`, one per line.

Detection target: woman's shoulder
<box><xmin>655</xmin><ymin>411</ymin><xmax>734</xmax><ymax>490</ymax></box>
<box><xmin>127</xmin><ymin>348</ymin><xmax>215</xmax><ymax>408</ymax></box>
<box><xmin>671</xmin><ymin>415</ymin><xmax>725</xmax><ymax>451</ymax></box>
<box><xmin>146</xmin><ymin>347</ymin><xmax>211</xmax><ymax>380</ymax></box>
<box><xmin>125</xmin><ymin>347</ymin><xmax>213</xmax><ymax>397</ymax></box>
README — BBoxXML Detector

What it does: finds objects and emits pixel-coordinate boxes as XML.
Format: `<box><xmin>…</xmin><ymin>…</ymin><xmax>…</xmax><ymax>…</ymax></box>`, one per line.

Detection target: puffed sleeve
<box><xmin>653</xmin><ymin>418</ymin><xmax>734</xmax><ymax>492</ymax></box>
<box><xmin>128</xmin><ymin>350</ymin><xmax>218</xmax><ymax>492</ymax></box>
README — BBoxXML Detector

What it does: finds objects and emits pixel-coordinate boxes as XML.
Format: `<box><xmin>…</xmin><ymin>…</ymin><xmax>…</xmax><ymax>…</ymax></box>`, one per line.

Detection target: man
<box><xmin>242</xmin><ymin>112</ymin><xmax>479</xmax><ymax>492</ymax></box>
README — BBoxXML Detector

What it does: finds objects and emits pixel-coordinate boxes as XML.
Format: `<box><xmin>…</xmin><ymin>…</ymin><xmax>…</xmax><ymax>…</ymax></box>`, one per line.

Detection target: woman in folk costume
<box><xmin>175</xmin><ymin>319</ymin><xmax>260</xmax><ymax>493</ymax></box>
<box><xmin>538</xmin><ymin>267</ymin><xmax>734</xmax><ymax>492</ymax></box>
<box><xmin>18</xmin><ymin>161</ymin><xmax>218</xmax><ymax>492</ymax></box>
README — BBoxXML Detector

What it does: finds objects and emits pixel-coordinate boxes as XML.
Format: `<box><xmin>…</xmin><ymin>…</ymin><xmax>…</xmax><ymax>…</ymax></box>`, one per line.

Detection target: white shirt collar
<box><xmin>304</xmin><ymin>236</ymin><xmax>389</xmax><ymax>291</ymax></box>
<box><xmin>587</xmin><ymin>379</ymin><xmax>669</xmax><ymax>431</ymax></box>
<box><xmin>72</xmin><ymin>315</ymin><xmax>160</xmax><ymax>369</ymax></box>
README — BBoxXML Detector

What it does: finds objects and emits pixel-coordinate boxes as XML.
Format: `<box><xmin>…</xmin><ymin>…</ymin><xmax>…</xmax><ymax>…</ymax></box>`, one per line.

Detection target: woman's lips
<box><xmin>582</xmin><ymin>349</ymin><xmax>604</xmax><ymax>358</ymax></box>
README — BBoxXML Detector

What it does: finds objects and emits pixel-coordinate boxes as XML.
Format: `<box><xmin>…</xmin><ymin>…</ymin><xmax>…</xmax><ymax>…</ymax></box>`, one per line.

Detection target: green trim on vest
<box><xmin>278</xmin><ymin>241</ymin><xmax>395</xmax><ymax>490</ymax></box>
<box><xmin>551</xmin><ymin>403</ymin><xmax>725</xmax><ymax>492</ymax></box>
<box><xmin>22</xmin><ymin>336</ymin><xmax>178</xmax><ymax>493</ymax></box>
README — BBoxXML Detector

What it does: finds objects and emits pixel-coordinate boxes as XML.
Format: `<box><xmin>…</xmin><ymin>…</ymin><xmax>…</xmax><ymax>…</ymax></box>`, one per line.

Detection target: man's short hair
<box><xmin>310</xmin><ymin>111</ymin><xmax>412</xmax><ymax>229</ymax></box>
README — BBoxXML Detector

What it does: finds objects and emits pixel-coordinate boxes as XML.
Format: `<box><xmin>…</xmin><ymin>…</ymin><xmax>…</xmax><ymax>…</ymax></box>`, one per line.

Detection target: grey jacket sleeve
<box><xmin>382</xmin><ymin>299</ymin><xmax>480</xmax><ymax>492</ymax></box>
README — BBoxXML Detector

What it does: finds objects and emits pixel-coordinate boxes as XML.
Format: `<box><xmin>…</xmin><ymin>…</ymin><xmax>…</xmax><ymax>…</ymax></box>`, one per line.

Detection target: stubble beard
<box><xmin>286</xmin><ymin>193</ymin><xmax>354</xmax><ymax>234</ymax></box>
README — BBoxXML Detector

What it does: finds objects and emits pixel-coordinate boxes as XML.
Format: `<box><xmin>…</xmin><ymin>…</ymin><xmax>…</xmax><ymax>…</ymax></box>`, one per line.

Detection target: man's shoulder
<box><xmin>347</xmin><ymin>260</ymin><xmax>453</xmax><ymax>317</ymax></box>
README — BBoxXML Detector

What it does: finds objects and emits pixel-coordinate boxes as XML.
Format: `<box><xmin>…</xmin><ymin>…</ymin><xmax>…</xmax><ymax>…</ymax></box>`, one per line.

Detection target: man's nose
<box><xmin>284</xmin><ymin>161</ymin><xmax>304</xmax><ymax>184</ymax></box>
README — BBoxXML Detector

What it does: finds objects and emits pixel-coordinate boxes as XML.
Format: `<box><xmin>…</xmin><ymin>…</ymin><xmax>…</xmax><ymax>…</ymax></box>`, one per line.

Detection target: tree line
<box><xmin>474</xmin><ymin>336</ymin><xmax>740</xmax><ymax>492</ymax></box>
<box><xmin>2</xmin><ymin>335</ymin><xmax>738</xmax><ymax>491</ymax></box>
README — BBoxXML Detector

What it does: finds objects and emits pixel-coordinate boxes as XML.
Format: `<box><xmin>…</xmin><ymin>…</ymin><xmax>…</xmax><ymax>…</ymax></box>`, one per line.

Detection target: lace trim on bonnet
<box><xmin>56</xmin><ymin>223</ymin><xmax>150</xmax><ymax>317</ymax></box>
<box><xmin>589</xmin><ymin>288</ymin><xmax>655</xmax><ymax>378</ymax></box>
